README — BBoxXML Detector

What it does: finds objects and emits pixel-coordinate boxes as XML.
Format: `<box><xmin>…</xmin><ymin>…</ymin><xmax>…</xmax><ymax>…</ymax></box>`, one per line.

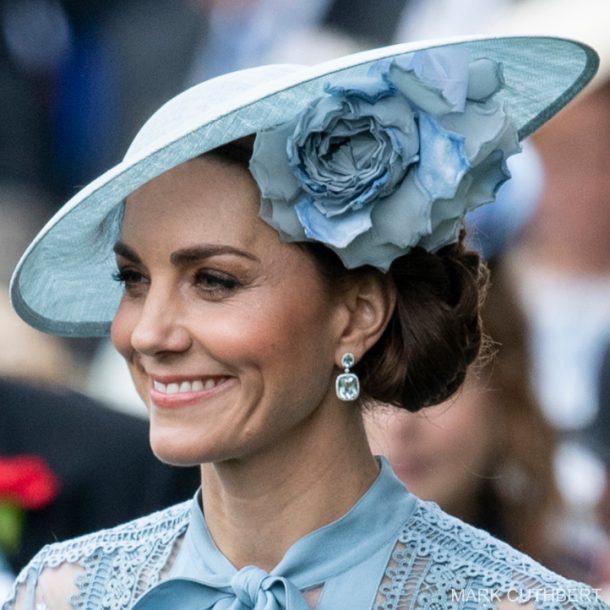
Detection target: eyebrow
<box><xmin>170</xmin><ymin>245</ymin><xmax>260</xmax><ymax>266</ymax></box>
<box><xmin>113</xmin><ymin>241</ymin><xmax>141</xmax><ymax>263</ymax></box>
<box><xmin>113</xmin><ymin>241</ymin><xmax>259</xmax><ymax>266</ymax></box>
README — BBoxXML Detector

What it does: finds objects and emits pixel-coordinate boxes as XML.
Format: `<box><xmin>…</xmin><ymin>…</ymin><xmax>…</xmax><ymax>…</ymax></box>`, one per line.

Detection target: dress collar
<box><xmin>172</xmin><ymin>456</ymin><xmax>414</xmax><ymax>586</ymax></box>
<box><xmin>133</xmin><ymin>457</ymin><xmax>416</xmax><ymax>609</ymax></box>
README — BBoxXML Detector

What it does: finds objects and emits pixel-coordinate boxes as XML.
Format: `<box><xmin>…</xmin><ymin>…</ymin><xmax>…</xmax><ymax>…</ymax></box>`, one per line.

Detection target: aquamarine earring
<box><xmin>335</xmin><ymin>353</ymin><xmax>360</xmax><ymax>401</ymax></box>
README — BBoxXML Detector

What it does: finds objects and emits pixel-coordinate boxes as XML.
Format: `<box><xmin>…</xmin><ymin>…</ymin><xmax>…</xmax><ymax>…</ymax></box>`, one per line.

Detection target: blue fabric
<box><xmin>132</xmin><ymin>458</ymin><xmax>415</xmax><ymax>610</ymax></box>
<box><xmin>5</xmin><ymin>455</ymin><xmax>610</xmax><ymax>609</ymax></box>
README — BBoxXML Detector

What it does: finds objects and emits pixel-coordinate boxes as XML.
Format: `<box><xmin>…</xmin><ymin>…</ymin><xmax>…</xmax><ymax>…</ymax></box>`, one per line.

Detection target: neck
<box><xmin>200</xmin><ymin>404</ymin><xmax>378</xmax><ymax>571</ymax></box>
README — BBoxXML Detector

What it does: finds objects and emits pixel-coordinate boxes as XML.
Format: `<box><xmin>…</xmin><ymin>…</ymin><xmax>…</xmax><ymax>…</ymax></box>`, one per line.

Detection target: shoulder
<box><xmin>387</xmin><ymin>498</ymin><xmax>607</xmax><ymax>609</ymax></box>
<box><xmin>39</xmin><ymin>498</ymin><xmax>191</xmax><ymax>563</ymax></box>
<box><xmin>3</xmin><ymin>501</ymin><xmax>191</xmax><ymax>610</ymax></box>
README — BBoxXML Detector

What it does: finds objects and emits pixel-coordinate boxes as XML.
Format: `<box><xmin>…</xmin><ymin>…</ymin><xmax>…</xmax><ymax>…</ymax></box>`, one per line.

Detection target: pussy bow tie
<box><xmin>131</xmin><ymin>565</ymin><xmax>312</xmax><ymax>610</ymax></box>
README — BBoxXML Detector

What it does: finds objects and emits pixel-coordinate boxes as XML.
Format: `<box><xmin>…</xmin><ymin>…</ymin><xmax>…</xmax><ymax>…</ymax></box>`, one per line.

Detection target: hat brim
<box><xmin>488</xmin><ymin>0</ymin><xmax>610</xmax><ymax>90</ymax></box>
<box><xmin>10</xmin><ymin>35</ymin><xmax>598</xmax><ymax>336</ymax></box>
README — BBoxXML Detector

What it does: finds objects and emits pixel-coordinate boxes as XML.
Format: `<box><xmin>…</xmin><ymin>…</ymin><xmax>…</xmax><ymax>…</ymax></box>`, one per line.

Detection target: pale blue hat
<box><xmin>10</xmin><ymin>35</ymin><xmax>598</xmax><ymax>337</ymax></box>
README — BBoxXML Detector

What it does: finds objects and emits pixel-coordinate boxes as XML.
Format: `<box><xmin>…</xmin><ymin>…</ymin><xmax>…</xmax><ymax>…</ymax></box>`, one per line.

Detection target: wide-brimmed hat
<box><xmin>488</xmin><ymin>0</ymin><xmax>610</xmax><ymax>90</ymax></box>
<box><xmin>10</xmin><ymin>35</ymin><xmax>598</xmax><ymax>337</ymax></box>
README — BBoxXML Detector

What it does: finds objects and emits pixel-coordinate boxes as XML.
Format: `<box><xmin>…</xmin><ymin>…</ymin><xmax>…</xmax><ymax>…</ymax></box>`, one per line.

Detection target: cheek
<box><xmin>202</xmin><ymin>305</ymin><xmax>331</xmax><ymax>381</ymax></box>
<box><xmin>203</xmin><ymin>280</ymin><xmax>338</xmax><ymax>370</ymax></box>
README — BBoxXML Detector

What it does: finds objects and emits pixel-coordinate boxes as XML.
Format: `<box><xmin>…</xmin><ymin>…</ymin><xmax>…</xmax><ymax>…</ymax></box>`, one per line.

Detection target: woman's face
<box><xmin>365</xmin><ymin>378</ymin><xmax>497</xmax><ymax>517</ymax></box>
<box><xmin>111</xmin><ymin>156</ymin><xmax>347</xmax><ymax>466</ymax></box>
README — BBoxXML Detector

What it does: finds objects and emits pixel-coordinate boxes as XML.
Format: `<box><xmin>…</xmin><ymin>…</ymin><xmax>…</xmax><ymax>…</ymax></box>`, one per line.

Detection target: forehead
<box><xmin>121</xmin><ymin>156</ymin><xmax>274</xmax><ymax>252</ymax></box>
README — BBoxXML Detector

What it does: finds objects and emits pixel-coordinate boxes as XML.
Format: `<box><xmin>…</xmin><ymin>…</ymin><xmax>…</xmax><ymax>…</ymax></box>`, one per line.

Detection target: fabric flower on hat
<box><xmin>250</xmin><ymin>48</ymin><xmax>521</xmax><ymax>270</ymax></box>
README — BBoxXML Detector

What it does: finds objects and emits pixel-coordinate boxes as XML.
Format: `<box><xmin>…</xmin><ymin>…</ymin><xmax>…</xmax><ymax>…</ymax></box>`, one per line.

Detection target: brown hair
<box><xmin>301</xmin><ymin>238</ymin><xmax>488</xmax><ymax>412</ymax></box>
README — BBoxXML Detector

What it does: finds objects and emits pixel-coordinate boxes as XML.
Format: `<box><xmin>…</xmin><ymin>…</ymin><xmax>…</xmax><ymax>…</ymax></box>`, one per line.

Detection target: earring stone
<box><xmin>336</xmin><ymin>352</ymin><xmax>360</xmax><ymax>401</ymax></box>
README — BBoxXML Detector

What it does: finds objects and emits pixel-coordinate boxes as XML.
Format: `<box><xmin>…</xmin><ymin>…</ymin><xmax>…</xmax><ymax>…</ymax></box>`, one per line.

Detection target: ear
<box><xmin>334</xmin><ymin>272</ymin><xmax>396</xmax><ymax>366</ymax></box>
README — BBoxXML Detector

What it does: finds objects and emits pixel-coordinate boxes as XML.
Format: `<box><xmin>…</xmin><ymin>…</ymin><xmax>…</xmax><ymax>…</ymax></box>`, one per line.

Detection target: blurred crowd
<box><xmin>1</xmin><ymin>0</ymin><xmax>610</xmax><ymax>598</ymax></box>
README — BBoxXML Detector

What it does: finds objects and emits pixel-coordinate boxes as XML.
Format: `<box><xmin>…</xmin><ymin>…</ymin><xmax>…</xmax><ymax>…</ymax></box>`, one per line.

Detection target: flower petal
<box><xmin>295</xmin><ymin>197</ymin><xmax>372</xmax><ymax>248</ymax></box>
<box><xmin>259</xmin><ymin>197</ymin><xmax>307</xmax><ymax>242</ymax></box>
<box><xmin>291</xmin><ymin>95</ymin><xmax>345</xmax><ymax>142</ymax></box>
<box><xmin>326</xmin><ymin>76</ymin><xmax>395</xmax><ymax>104</ymax></box>
<box><xmin>467</xmin><ymin>58</ymin><xmax>504</xmax><ymax>102</ymax></box>
<box><xmin>440</xmin><ymin>99</ymin><xmax>519</xmax><ymax>165</ymax></box>
<box><xmin>250</xmin><ymin>127</ymin><xmax>301</xmax><ymax>202</ymax></box>
<box><xmin>336</xmin><ymin>230</ymin><xmax>405</xmax><ymax>271</ymax></box>
<box><xmin>418</xmin><ymin>217</ymin><xmax>463</xmax><ymax>252</ymax></box>
<box><xmin>375</xmin><ymin>48</ymin><xmax>470</xmax><ymax>114</ymax></box>
<box><xmin>249</xmin><ymin>50</ymin><xmax>520</xmax><ymax>270</ymax></box>
<box><xmin>460</xmin><ymin>149</ymin><xmax>512</xmax><ymax>208</ymax></box>
<box><xmin>370</xmin><ymin>173</ymin><xmax>432</xmax><ymax>249</ymax></box>
<box><xmin>416</xmin><ymin>113</ymin><xmax>470</xmax><ymax>200</ymax></box>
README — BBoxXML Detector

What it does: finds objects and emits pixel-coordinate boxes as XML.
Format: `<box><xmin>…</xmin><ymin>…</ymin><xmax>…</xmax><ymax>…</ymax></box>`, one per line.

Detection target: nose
<box><xmin>129</xmin><ymin>285</ymin><xmax>192</xmax><ymax>357</ymax></box>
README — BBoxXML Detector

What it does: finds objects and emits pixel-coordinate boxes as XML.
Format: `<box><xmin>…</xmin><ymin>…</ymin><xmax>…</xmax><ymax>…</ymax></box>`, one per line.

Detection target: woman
<box><xmin>4</xmin><ymin>36</ymin><xmax>606</xmax><ymax>609</ymax></box>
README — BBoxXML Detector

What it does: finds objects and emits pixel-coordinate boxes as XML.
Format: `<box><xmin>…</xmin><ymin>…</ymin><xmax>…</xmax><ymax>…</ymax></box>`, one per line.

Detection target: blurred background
<box><xmin>1</xmin><ymin>0</ymin><xmax>610</xmax><ymax>595</ymax></box>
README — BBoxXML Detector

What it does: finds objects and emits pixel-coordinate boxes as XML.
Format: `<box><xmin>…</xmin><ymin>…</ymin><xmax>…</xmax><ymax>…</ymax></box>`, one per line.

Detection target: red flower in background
<box><xmin>0</xmin><ymin>456</ymin><xmax>60</xmax><ymax>554</ymax></box>
<box><xmin>0</xmin><ymin>456</ymin><xmax>60</xmax><ymax>510</ymax></box>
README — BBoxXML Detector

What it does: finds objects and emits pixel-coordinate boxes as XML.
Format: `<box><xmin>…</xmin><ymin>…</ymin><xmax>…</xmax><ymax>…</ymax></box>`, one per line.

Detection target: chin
<box><xmin>149</xmin><ymin>428</ymin><xmax>243</xmax><ymax>467</ymax></box>
<box><xmin>151</xmin><ymin>445</ymin><xmax>203</xmax><ymax>467</ymax></box>
<box><xmin>149</xmin><ymin>431</ymin><xmax>208</xmax><ymax>467</ymax></box>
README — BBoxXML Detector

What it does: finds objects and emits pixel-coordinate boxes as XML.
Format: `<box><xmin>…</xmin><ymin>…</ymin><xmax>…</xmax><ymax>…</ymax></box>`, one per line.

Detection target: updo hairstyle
<box><xmin>206</xmin><ymin>138</ymin><xmax>489</xmax><ymax>413</ymax></box>
<box><xmin>303</xmin><ymin>239</ymin><xmax>488</xmax><ymax>412</ymax></box>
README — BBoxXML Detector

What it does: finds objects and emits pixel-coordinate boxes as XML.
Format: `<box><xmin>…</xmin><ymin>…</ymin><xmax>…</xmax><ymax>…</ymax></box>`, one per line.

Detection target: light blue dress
<box><xmin>3</xmin><ymin>459</ymin><xmax>607</xmax><ymax>609</ymax></box>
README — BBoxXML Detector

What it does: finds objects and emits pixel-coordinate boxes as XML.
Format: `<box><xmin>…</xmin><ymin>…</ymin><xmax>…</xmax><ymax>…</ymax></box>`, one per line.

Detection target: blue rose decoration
<box><xmin>249</xmin><ymin>48</ymin><xmax>521</xmax><ymax>270</ymax></box>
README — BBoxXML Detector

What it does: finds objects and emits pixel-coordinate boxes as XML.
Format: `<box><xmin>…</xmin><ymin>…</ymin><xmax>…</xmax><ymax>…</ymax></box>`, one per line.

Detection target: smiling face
<box><xmin>111</xmin><ymin>156</ymin><xmax>349</xmax><ymax>466</ymax></box>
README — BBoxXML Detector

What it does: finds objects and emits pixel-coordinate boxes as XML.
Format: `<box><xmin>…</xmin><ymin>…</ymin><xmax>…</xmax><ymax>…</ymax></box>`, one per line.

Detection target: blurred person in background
<box><xmin>488</xmin><ymin>0</ymin><xmax>610</xmax><ymax>436</ymax></box>
<box><xmin>392</xmin><ymin>0</ymin><xmax>610</xmax><ymax>581</ymax></box>
<box><xmin>366</xmin><ymin>258</ymin><xmax>608</xmax><ymax>585</ymax></box>
<box><xmin>486</xmin><ymin>1</ymin><xmax>610</xmax><ymax>561</ymax></box>
<box><xmin>0</xmin><ymin>290</ymin><xmax>75</xmax><ymax>386</ymax></box>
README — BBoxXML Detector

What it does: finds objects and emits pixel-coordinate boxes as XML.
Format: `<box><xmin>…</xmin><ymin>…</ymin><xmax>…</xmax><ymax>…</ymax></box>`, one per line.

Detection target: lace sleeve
<box><xmin>2</xmin><ymin>502</ymin><xmax>190</xmax><ymax>610</ymax></box>
<box><xmin>375</xmin><ymin>500</ymin><xmax>608</xmax><ymax>610</ymax></box>
<box><xmin>2</xmin><ymin>549</ymin><xmax>81</xmax><ymax>610</ymax></box>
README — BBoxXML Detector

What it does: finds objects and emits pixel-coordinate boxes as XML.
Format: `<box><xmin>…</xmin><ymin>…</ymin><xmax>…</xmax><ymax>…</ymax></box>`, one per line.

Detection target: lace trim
<box><xmin>5</xmin><ymin>499</ymin><xmax>606</xmax><ymax>610</ymax></box>
<box><xmin>3</xmin><ymin>502</ymin><xmax>190</xmax><ymax>610</ymax></box>
<box><xmin>375</xmin><ymin>499</ymin><xmax>605</xmax><ymax>610</ymax></box>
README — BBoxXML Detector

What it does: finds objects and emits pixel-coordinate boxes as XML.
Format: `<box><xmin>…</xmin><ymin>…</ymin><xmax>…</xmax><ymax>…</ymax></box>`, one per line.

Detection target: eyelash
<box><xmin>112</xmin><ymin>268</ymin><xmax>146</xmax><ymax>287</ymax></box>
<box><xmin>112</xmin><ymin>267</ymin><xmax>241</xmax><ymax>296</ymax></box>
<box><xmin>194</xmin><ymin>270</ymin><xmax>241</xmax><ymax>294</ymax></box>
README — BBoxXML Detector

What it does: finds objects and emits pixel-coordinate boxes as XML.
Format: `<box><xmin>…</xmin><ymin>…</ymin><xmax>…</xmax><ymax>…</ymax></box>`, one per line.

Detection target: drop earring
<box><xmin>335</xmin><ymin>352</ymin><xmax>360</xmax><ymax>401</ymax></box>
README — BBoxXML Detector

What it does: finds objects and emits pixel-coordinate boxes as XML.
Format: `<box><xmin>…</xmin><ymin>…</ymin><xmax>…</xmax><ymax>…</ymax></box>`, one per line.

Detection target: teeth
<box><xmin>153</xmin><ymin>378</ymin><xmax>223</xmax><ymax>394</ymax></box>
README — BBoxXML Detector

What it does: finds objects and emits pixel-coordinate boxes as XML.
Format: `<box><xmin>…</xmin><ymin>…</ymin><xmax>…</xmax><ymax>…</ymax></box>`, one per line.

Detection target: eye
<box><xmin>194</xmin><ymin>269</ymin><xmax>240</xmax><ymax>295</ymax></box>
<box><xmin>112</xmin><ymin>267</ymin><xmax>149</xmax><ymax>295</ymax></box>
